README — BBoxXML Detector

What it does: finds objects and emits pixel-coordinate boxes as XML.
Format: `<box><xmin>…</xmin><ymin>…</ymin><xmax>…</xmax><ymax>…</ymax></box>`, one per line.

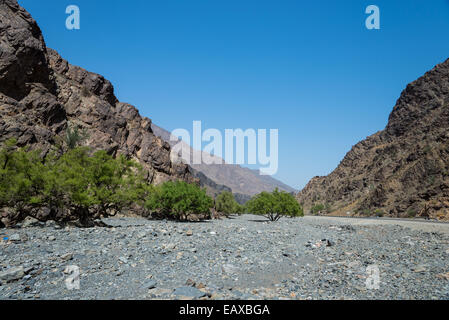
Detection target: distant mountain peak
<box><xmin>151</xmin><ymin>123</ymin><xmax>297</xmax><ymax>196</ymax></box>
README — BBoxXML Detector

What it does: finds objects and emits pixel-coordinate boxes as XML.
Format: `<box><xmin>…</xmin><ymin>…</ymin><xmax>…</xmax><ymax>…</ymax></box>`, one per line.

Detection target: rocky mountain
<box><xmin>151</xmin><ymin>124</ymin><xmax>296</xmax><ymax>197</ymax></box>
<box><xmin>0</xmin><ymin>0</ymin><xmax>194</xmax><ymax>188</ymax></box>
<box><xmin>297</xmin><ymin>58</ymin><xmax>449</xmax><ymax>220</ymax></box>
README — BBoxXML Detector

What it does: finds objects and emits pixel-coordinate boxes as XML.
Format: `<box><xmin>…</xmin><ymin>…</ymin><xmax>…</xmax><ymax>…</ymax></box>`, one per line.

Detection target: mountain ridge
<box><xmin>151</xmin><ymin>123</ymin><xmax>297</xmax><ymax>197</ymax></box>
<box><xmin>297</xmin><ymin>58</ymin><xmax>449</xmax><ymax>220</ymax></box>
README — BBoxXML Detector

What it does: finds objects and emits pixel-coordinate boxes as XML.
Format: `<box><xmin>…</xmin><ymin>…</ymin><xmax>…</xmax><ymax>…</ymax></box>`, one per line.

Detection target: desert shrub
<box><xmin>0</xmin><ymin>139</ymin><xmax>47</xmax><ymax>218</ymax></box>
<box><xmin>65</xmin><ymin>122</ymin><xmax>89</xmax><ymax>150</ymax></box>
<box><xmin>374</xmin><ymin>209</ymin><xmax>384</xmax><ymax>217</ymax></box>
<box><xmin>311</xmin><ymin>203</ymin><xmax>325</xmax><ymax>215</ymax></box>
<box><xmin>361</xmin><ymin>208</ymin><xmax>371</xmax><ymax>216</ymax></box>
<box><xmin>145</xmin><ymin>181</ymin><xmax>213</xmax><ymax>221</ymax></box>
<box><xmin>87</xmin><ymin>150</ymin><xmax>149</xmax><ymax>216</ymax></box>
<box><xmin>216</xmin><ymin>191</ymin><xmax>241</xmax><ymax>215</ymax></box>
<box><xmin>246</xmin><ymin>188</ymin><xmax>303</xmax><ymax>221</ymax></box>
<box><xmin>235</xmin><ymin>203</ymin><xmax>246</xmax><ymax>215</ymax></box>
<box><xmin>407</xmin><ymin>209</ymin><xmax>417</xmax><ymax>218</ymax></box>
<box><xmin>0</xmin><ymin>140</ymin><xmax>149</xmax><ymax>226</ymax></box>
<box><xmin>45</xmin><ymin>147</ymin><xmax>97</xmax><ymax>222</ymax></box>
<box><xmin>46</xmin><ymin>148</ymin><xmax>151</xmax><ymax>222</ymax></box>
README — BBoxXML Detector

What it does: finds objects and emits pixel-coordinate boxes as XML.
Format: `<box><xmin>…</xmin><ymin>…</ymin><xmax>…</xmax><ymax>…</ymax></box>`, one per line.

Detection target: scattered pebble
<box><xmin>0</xmin><ymin>215</ymin><xmax>448</xmax><ymax>300</ymax></box>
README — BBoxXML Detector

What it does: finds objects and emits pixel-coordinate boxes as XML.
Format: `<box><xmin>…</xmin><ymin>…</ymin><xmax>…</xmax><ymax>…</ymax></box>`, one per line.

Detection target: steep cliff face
<box><xmin>297</xmin><ymin>58</ymin><xmax>449</xmax><ymax>220</ymax></box>
<box><xmin>0</xmin><ymin>0</ymin><xmax>194</xmax><ymax>186</ymax></box>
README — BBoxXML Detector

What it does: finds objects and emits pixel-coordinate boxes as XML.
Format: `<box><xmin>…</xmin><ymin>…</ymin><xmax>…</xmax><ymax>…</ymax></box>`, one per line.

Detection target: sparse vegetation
<box><xmin>65</xmin><ymin>122</ymin><xmax>89</xmax><ymax>150</ymax></box>
<box><xmin>0</xmin><ymin>139</ymin><xmax>150</xmax><ymax>226</ymax></box>
<box><xmin>246</xmin><ymin>188</ymin><xmax>303</xmax><ymax>222</ymax></box>
<box><xmin>0</xmin><ymin>137</ymin><xmax>214</xmax><ymax>226</ymax></box>
<box><xmin>144</xmin><ymin>180</ymin><xmax>213</xmax><ymax>221</ymax></box>
<box><xmin>407</xmin><ymin>209</ymin><xmax>417</xmax><ymax>218</ymax></box>
<box><xmin>215</xmin><ymin>191</ymin><xmax>242</xmax><ymax>215</ymax></box>
<box><xmin>361</xmin><ymin>208</ymin><xmax>371</xmax><ymax>216</ymax></box>
<box><xmin>311</xmin><ymin>203</ymin><xmax>325</xmax><ymax>215</ymax></box>
<box><xmin>374</xmin><ymin>209</ymin><xmax>385</xmax><ymax>217</ymax></box>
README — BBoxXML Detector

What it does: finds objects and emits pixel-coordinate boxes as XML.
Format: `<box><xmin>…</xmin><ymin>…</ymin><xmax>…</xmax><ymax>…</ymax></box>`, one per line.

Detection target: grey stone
<box><xmin>9</xmin><ymin>234</ymin><xmax>21</xmax><ymax>242</ymax></box>
<box><xmin>142</xmin><ymin>280</ymin><xmax>157</xmax><ymax>290</ymax></box>
<box><xmin>0</xmin><ymin>267</ymin><xmax>25</xmax><ymax>283</ymax></box>
<box><xmin>173</xmin><ymin>286</ymin><xmax>206</xmax><ymax>299</ymax></box>
<box><xmin>60</xmin><ymin>253</ymin><xmax>73</xmax><ymax>261</ymax></box>
<box><xmin>21</xmin><ymin>217</ymin><xmax>41</xmax><ymax>228</ymax></box>
<box><xmin>119</xmin><ymin>257</ymin><xmax>128</xmax><ymax>264</ymax></box>
<box><xmin>0</xmin><ymin>214</ymin><xmax>448</xmax><ymax>300</ymax></box>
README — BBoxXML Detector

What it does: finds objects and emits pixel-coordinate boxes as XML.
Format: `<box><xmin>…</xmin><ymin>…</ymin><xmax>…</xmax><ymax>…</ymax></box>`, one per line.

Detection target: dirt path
<box><xmin>303</xmin><ymin>215</ymin><xmax>449</xmax><ymax>234</ymax></box>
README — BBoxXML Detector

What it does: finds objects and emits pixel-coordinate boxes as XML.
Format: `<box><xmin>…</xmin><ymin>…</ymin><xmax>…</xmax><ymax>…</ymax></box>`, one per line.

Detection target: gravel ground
<box><xmin>0</xmin><ymin>215</ymin><xmax>448</xmax><ymax>300</ymax></box>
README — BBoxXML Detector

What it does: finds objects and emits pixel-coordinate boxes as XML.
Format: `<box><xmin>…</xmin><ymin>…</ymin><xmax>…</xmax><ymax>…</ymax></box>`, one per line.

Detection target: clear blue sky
<box><xmin>19</xmin><ymin>0</ymin><xmax>449</xmax><ymax>190</ymax></box>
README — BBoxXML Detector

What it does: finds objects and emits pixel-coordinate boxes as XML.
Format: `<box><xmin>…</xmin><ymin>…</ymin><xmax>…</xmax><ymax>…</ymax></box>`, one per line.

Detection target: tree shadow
<box><xmin>175</xmin><ymin>220</ymin><xmax>213</xmax><ymax>224</ymax></box>
<box><xmin>248</xmin><ymin>219</ymin><xmax>270</xmax><ymax>223</ymax></box>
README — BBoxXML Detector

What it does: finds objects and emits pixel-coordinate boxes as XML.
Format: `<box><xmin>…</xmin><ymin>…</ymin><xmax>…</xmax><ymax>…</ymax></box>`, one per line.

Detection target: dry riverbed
<box><xmin>1</xmin><ymin>215</ymin><xmax>448</xmax><ymax>300</ymax></box>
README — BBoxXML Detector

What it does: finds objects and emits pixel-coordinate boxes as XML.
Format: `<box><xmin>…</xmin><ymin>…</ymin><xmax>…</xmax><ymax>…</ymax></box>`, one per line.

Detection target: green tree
<box><xmin>65</xmin><ymin>122</ymin><xmax>89</xmax><ymax>150</ymax></box>
<box><xmin>311</xmin><ymin>203</ymin><xmax>325</xmax><ymax>215</ymax></box>
<box><xmin>145</xmin><ymin>181</ymin><xmax>213</xmax><ymax>221</ymax></box>
<box><xmin>310</xmin><ymin>202</ymin><xmax>333</xmax><ymax>215</ymax></box>
<box><xmin>235</xmin><ymin>203</ymin><xmax>246</xmax><ymax>215</ymax></box>
<box><xmin>88</xmin><ymin>150</ymin><xmax>148</xmax><ymax>217</ymax></box>
<box><xmin>216</xmin><ymin>191</ymin><xmax>240</xmax><ymax>215</ymax></box>
<box><xmin>0</xmin><ymin>140</ymin><xmax>150</xmax><ymax>226</ymax></box>
<box><xmin>246</xmin><ymin>188</ymin><xmax>303</xmax><ymax>221</ymax></box>
<box><xmin>43</xmin><ymin>147</ymin><xmax>149</xmax><ymax>224</ymax></box>
<box><xmin>0</xmin><ymin>139</ymin><xmax>46</xmax><ymax>218</ymax></box>
<box><xmin>46</xmin><ymin>147</ymin><xmax>96</xmax><ymax>224</ymax></box>
<box><xmin>0</xmin><ymin>138</ymin><xmax>214</xmax><ymax>226</ymax></box>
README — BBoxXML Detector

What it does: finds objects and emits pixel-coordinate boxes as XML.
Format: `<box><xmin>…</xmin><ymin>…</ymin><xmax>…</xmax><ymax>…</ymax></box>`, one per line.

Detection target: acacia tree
<box><xmin>88</xmin><ymin>150</ymin><xmax>148</xmax><ymax>217</ymax></box>
<box><xmin>0</xmin><ymin>139</ymin><xmax>46</xmax><ymax>220</ymax></box>
<box><xmin>216</xmin><ymin>191</ymin><xmax>241</xmax><ymax>215</ymax></box>
<box><xmin>43</xmin><ymin>148</ymin><xmax>149</xmax><ymax>224</ymax></box>
<box><xmin>0</xmin><ymin>139</ymin><xmax>152</xmax><ymax>226</ymax></box>
<box><xmin>145</xmin><ymin>181</ymin><xmax>213</xmax><ymax>221</ymax></box>
<box><xmin>246</xmin><ymin>188</ymin><xmax>303</xmax><ymax>221</ymax></box>
<box><xmin>0</xmin><ymin>138</ymin><xmax>216</xmax><ymax>226</ymax></box>
<box><xmin>44</xmin><ymin>147</ymin><xmax>96</xmax><ymax>224</ymax></box>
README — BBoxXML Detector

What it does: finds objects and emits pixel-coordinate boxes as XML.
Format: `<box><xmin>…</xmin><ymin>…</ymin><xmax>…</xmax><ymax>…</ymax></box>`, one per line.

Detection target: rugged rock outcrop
<box><xmin>0</xmin><ymin>0</ymin><xmax>195</xmax><ymax>224</ymax></box>
<box><xmin>298</xmin><ymin>58</ymin><xmax>449</xmax><ymax>220</ymax></box>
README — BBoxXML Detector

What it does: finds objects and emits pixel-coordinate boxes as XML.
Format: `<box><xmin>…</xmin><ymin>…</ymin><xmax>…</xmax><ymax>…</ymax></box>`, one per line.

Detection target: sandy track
<box><xmin>303</xmin><ymin>215</ymin><xmax>449</xmax><ymax>234</ymax></box>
